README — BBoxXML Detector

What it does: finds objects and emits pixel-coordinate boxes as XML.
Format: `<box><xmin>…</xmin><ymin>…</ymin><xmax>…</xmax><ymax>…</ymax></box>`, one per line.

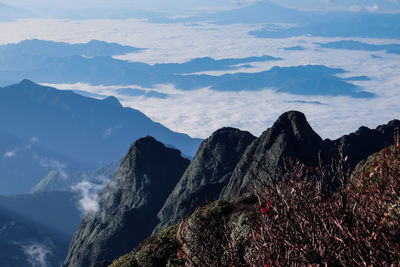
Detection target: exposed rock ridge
<box><xmin>222</xmin><ymin>111</ymin><xmax>328</xmax><ymax>200</ymax></box>
<box><xmin>63</xmin><ymin>136</ymin><xmax>190</xmax><ymax>267</ymax></box>
<box><xmin>154</xmin><ymin>127</ymin><xmax>255</xmax><ymax>233</ymax></box>
<box><xmin>222</xmin><ymin>111</ymin><xmax>400</xmax><ymax>200</ymax></box>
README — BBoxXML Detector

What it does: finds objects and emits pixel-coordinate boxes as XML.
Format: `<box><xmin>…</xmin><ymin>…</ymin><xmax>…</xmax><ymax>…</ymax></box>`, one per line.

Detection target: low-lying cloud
<box><xmin>71</xmin><ymin>176</ymin><xmax>110</xmax><ymax>215</ymax></box>
<box><xmin>1</xmin><ymin>19</ymin><xmax>399</xmax><ymax>142</ymax></box>
<box><xmin>21</xmin><ymin>241</ymin><xmax>52</xmax><ymax>267</ymax></box>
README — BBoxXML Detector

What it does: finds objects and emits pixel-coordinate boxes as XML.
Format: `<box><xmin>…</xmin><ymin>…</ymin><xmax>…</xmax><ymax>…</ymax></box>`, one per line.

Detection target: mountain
<box><xmin>0</xmin><ymin>40</ymin><xmax>370</xmax><ymax>97</ymax></box>
<box><xmin>0</xmin><ymin>127</ymin><xmax>87</xmax><ymax>195</ymax></box>
<box><xmin>111</xmin><ymin>195</ymin><xmax>258</xmax><ymax>267</ymax></box>
<box><xmin>319</xmin><ymin>40</ymin><xmax>400</xmax><ymax>55</ymax></box>
<box><xmin>0</xmin><ymin>191</ymin><xmax>81</xmax><ymax>237</ymax></box>
<box><xmin>0</xmin><ymin>80</ymin><xmax>201</xmax><ymax>194</ymax></box>
<box><xmin>112</xmin><ymin>142</ymin><xmax>400</xmax><ymax>266</ymax></box>
<box><xmin>0</xmin><ymin>40</ymin><xmax>372</xmax><ymax>97</ymax></box>
<box><xmin>268</xmin><ymin>0</ymin><xmax>400</xmax><ymax>13</ymax></box>
<box><xmin>31</xmin><ymin>159</ymin><xmax>120</xmax><ymax>193</ymax></box>
<box><xmin>63</xmin><ymin>136</ymin><xmax>190</xmax><ymax>267</ymax></box>
<box><xmin>204</xmin><ymin>0</ymin><xmax>315</xmax><ymax>24</ymax></box>
<box><xmin>64</xmin><ymin>111</ymin><xmax>399</xmax><ymax>267</ymax></box>
<box><xmin>222</xmin><ymin>111</ymin><xmax>328</xmax><ymax>199</ymax></box>
<box><xmin>175</xmin><ymin>65</ymin><xmax>373</xmax><ymax>97</ymax></box>
<box><xmin>221</xmin><ymin>111</ymin><xmax>400</xmax><ymax>200</ymax></box>
<box><xmin>0</xmin><ymin>39</ymin><xmax>143</xmax><ymax>58</ymax></box>
<box><xmin>154</xmin><ymin>127</ymin><xmax>255</xmax><ymax>233</ymax></box>
<box><xmin>251</xmin><ymin>13</ymin><xmax>400</xmax><ymax>39</ymax></box>
<box><xmin>0</xmin><ymin>205</ymin><xmax>70</xmax><ymax>267</ymax></box>
<box><xmin>108</xmin><ymin>112</ymin><xmax>400</xmax><ymax>266</ymax></box>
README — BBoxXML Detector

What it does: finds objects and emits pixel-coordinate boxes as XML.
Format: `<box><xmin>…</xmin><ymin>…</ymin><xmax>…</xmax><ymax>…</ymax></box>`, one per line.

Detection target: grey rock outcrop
<box><xmin>222</xmin><ymin>111</ymin><xmax>400</xmax><ymax>200</ymax></box>
<box><xmin>63</xmin><ymin>136</ymin><xmax>190</xmax><ymax>267</ymax></box>
<box><xmin>154</xmin><ymin>127</ymin><xmax>255</xmax><ymax>233</ymax></box>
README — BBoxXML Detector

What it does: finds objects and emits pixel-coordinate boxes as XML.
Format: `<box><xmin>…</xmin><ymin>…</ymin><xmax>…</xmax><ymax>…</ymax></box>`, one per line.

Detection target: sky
<box><xmin>268</xmin><ymin>0</ymin><xmax>400</xmax><ymax>12</ymax></box>
<box><xmin>2</xmin><ymin>0</ymin><xmax>400</xmax><ymax>13</ymax></box>
<box><xmin>0</xmin><ymin>0</ymin><xmax>238</xmax><ymax>12</ymax></box>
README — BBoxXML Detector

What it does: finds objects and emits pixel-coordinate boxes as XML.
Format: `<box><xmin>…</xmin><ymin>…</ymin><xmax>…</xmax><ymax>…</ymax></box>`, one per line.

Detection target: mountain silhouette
<box><xmin>0</xmin><ymin>80</ymin><xmax>201</xmax><ymax>194</ymax></box>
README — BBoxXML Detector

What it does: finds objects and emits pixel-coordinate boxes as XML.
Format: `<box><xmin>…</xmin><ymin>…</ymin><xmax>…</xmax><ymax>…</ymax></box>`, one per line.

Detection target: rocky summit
<box><xmin>154</xmin><ymin>127</ymin><xmax>255</xmax><ymax>233</ymax></box>
<box><xmin>64</xmin><ymin>111</ymin><xmax>400</xmax><ymax>267</ymax></box>
<box><xmin>221</xmin><ymin>111</ymin><xmax>328</xmax><ymax>200</ymax></box>
<box><xmin>63</xmin><ymin>136</ymin><xmax>190</xmax><ymax>267</ymax></box>
<box><xmin>221</xmin><ymin>111</ymin><xmax>400</xmax><ymax>200</ymax></box>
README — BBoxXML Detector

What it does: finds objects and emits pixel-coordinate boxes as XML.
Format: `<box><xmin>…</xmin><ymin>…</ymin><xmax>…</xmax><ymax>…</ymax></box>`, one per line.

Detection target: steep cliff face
<box><xmin>222</xmin><ymin>111</ymin><xmax>400</xmax><ymax>200</ymax></box>
<box><xmin>154</xmin><ymin>127</ymin><xmax>255</xmax><ymax>233</ymax></box>
<box><xmin>222</xmin><ymin>111</ymin><xmax>328</xmax><ymax>200</ymax></box>
<box><xmin>63</xmin><ymin>136</ymin><xmax>190</xmax><ymax>267</ymax></box>
<box><xmin>65</xmin><ymin>111</ymin><xmax>400</xmax><ymax>266</ymax></box>
<box><xmin>332</xmin><ymin>119</ymin><xmax>400</xmax><ymax>169</ymax></box>
<box><xmin>110</xmin><ymin>146</ymin><xmax>400</xmax><ymax>267</ymax></box>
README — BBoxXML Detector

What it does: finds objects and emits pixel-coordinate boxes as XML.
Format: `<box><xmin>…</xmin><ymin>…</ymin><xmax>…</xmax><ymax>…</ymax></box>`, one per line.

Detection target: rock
<box><xmin>222</xmin><ymin>111</ymin><xmax>328</xmax><ymax>200</ymax></box>
<box><xmin>63</xmin><ymin>136</ymin><xmax>190</xmax><ymax>267</ymax></box>
<box><xmin>222</xmin><ymin>111</ymin><xmax>400</xmax><ymax>200</ymax></box>
<box><xmin>154</xmin><ymin>127</ymin><xmax>255</xmax><ymax>233</ymax></box>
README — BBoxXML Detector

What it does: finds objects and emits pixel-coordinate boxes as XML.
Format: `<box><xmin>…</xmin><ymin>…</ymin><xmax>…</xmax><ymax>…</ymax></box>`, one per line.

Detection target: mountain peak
<box><xmin>154</xmin><ymin>127</ymin><xmax>255</xmax><ymax>233</ymax></box>
<box><xmin>124</xmin><ymin>135</ymin><xmax>182</xmax><ymax>162</ymax></box>
<box><xmin>63</xmin><ymin>136</ymin><xmax>190</xmax><ymax>266</ymax></box>
<box><xmin>102</xmin><ymin>96</ymin><xmax>122</xmax><ymax>108</ymax></box>
<box><xmin>222</xmin><ymin>110</ymin><xmax>324</xmax><ymax>199</ymax></box>
<box><xmin>18</xmin><ymin>79</ymin><xmax>37</xmax><ymax>87</ymax></box>
<box><xmin>275</xmin><ymin>110</ymin><xmax>309</xmax><ymax>129</ymax></box>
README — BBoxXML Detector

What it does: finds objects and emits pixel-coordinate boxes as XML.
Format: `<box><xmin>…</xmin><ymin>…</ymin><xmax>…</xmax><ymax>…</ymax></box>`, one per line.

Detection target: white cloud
<box><xmin>349</xmin><ymin>5</ymin><xmax>362</xmax><ymax>12</ymax></box>
<box><xmin>103</xmin><ymin>125</ymin><xmax>123</xmax><ymax>138</ymax></box>
<box><xmin>0</xmin><ymin>19</ymin><xmax>399</xmax><ymax>142</ymax></box>
<box><xmin>71</xmin><ymin>176</ymin><xmax>110</xmax><ymax>215</ymax></box>
<box><xmin>3</xmin><ymin>149</ymin><xmax>17</xmax><ymax>158</ymax></box>
<box><xmin>230</xmin><ymin>0</ymin><xmax>261</xmax><ymax>6</ymax></box>
<box><xmin>21</xmin><ymin>242</ymin><xmax>52</xmax><ymax>267</ymax></box>
<box><xmin>348</xmin><ymin>4</ymin><xmax>379</xmax><ymax>12</ymax></box>
<box><xmin>366</xmin><ymin>4</ymin><xmax>379</xmax><ymax>12</ymax></box>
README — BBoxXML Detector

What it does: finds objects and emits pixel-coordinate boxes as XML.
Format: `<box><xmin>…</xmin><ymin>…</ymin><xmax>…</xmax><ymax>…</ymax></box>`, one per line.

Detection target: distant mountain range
<box><xmin>0</xmin><ymin>39</ymin><xmax>144</xmax><ymax>58</ymax></box>
<box><xmin>151</xmin><ymin>0</ymin><xmax>400</xmax><ymax>39</ymax></box>
<box><xmin>0</xmin><ymin>203</ymin><xmax>70</xmax><ymax>267</ymax></box>
<box><xmin>0</xmin><ymin>80</ymin><xmax>201</xmax><ymax>195</ymax></box>
<box><xmin>250</xmin><ymin>13</ymin><xmax>400</xmax><ymax>39</ymax></box>
<box><xmin>63</xmin><ymin>111</ymin><xmax>400</xmax><ymax>266</ymax></box>
<box><xmin>0</xmin><ymin>40</ymin><xmax>374</xmax><ymax>98</ymax></box>
<box><xmin>318</xmin><ymin>40</ymin><xmax>400</xmax><ymax>55</ymax></box>
<box><xmin>0</xmin><ymin>192</ymin><xmax>81</xmax><ymax>236</ymax></box>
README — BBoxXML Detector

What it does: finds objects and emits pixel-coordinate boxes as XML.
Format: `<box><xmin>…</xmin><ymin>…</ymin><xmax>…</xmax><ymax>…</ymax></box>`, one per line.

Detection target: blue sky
<box><xmin>2</xmin><ymin>0</ymin><xmax>399</xmax><ymax>13</ymax></box>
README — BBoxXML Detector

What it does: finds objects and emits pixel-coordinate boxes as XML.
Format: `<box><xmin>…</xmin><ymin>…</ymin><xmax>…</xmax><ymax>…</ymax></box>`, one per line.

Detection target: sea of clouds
<box><xmin>1</xmin><ymin>18</ymin><xmax>399</xmax><ymax>140</ymax></box>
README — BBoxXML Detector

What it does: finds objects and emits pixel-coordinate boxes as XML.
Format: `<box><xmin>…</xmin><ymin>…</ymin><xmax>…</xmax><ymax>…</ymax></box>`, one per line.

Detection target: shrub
<box><xmin>181</xmin><ymin>145</ymin><xmax>400</xmax><ymax>266</ymax></box>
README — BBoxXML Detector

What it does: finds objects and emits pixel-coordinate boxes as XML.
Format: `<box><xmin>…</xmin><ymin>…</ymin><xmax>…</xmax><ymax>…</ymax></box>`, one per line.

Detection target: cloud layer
<box><xmin>71</xmin><ymin>176</ymin><xmax>111</xmax><ymax>215</ymax></box>
<box><xmin>1</xmin><ymin>18</ymin><xmax>399</xmax><ymax>141</ymax></box>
